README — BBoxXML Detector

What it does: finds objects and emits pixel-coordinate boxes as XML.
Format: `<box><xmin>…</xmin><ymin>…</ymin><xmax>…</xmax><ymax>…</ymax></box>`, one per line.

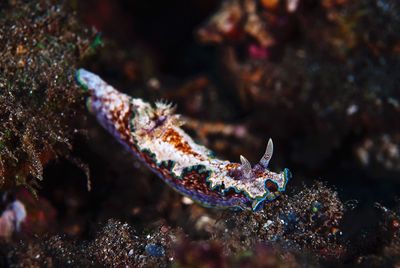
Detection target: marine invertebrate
<box><xmin>0</xmin><ymin>193</ymin><xmax>27</xmax><ymax>239</ymax></box>
<box><xmin>76</xmin><ymin>69</ymin><xmax>291</xmax><ymax>211</ymax></box>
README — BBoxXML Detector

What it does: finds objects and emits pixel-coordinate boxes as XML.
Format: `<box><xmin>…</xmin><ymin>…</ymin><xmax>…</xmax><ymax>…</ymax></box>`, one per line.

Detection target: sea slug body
<box><xmin>76</xmin><ymin>69</ymin><xmax>291</xmax><ymax>211</ymax></box>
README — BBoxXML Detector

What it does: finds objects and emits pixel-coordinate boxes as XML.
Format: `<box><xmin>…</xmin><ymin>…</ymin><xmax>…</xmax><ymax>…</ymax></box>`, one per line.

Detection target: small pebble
<box><xmin>145</xmin><ymin>244</ymin><xmax>165</xmax><ymax>257</ymax></box>
<box><xmin>311</xmin><ymin>201</ymin><xmax>323</xmax><ymax>213</ymax></box>
<box><xmin>263</xmin><ymin>220</ymin><xmax>274</xmax><ymax>229</ymax></box>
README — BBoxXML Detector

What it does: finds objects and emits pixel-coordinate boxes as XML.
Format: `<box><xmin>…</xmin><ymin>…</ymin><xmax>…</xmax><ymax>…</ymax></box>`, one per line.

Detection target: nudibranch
<box><xmin>76</xmin><ymin>69</ymin><xmax>291</xmax><ymax>211</ymax></box>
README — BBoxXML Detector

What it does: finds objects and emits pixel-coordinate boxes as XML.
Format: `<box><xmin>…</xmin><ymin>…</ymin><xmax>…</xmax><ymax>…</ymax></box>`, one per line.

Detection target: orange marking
<box><xmin>162</xmin><ymin>128</ymin><xmax>200</xmax><ymax>157</ymax></box>
<box><xmin>225</xmin><ymin>163</ymin><xmax>240</xmax><ymax>170</ymax></box>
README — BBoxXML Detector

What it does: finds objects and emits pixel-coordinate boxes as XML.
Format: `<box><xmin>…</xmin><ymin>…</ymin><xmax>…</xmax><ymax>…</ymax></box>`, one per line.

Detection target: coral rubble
<box><xmin>0</xmin><ymin>0</ymin><xmax>94</xmax><ymax>191</ymax></box>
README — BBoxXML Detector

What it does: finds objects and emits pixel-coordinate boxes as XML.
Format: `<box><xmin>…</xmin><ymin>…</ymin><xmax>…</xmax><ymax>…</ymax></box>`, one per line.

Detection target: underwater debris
<box><xmin>183</xmin><ymin>118</ymin><xmax>250</xmax><ymax>147</ymax></box>
<box><xmin>5</xmin><ymin>219</ymin><xmax>178</xmax><ymax>267</ymax></box>
<box><xmin>0</xmin><ymin>0</ymin><xmax>94</xmax><ymax>192</ymax></box>
<box><xmin>212</xmin><ymin>182</ymin><xmax>345</xmax><ymax>257</ymax></box>
<box><xmin>0</xmin><ymin>202</ymin><xmax>342</xmax><ymax>267</ymax></box>
<box><xmin>355</xmin><ymin>134</ymin><xmax>400</xmax><ymax>172</ymax></box>
<box><xmin>76</xmin><ymin>69</ymin><xmax>291</xmax><ymax>211</ymax></box>
<box><xmin>197</xmin><ymin>0</ymin><xmax>275</xmax><ymax>47</ymax></box>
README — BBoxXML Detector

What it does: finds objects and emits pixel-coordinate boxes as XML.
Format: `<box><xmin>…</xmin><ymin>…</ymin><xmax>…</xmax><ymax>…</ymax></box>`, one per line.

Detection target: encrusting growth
<box><xmin>76</xmin><ymin>69</ymin><xmax>291</xmax><ymax>211</ymax></box>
